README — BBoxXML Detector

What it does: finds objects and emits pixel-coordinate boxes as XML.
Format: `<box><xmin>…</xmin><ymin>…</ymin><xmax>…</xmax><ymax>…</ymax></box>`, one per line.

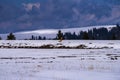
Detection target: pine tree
<box><xmin>31</xmin><ymin>35</ymin><xmax>35</xmax><ymax>40</ymax></box>
<box><xmin>57</xmin><ymin>30</ymin><xmax>64</xmax><ymax>41</ymax></box>
<box><xmin>38</xmin><ymin>36</ymin><xmax>42</xmax><ymax>40</ymax></box>
<box><xmin>112</xmin><ymin>34</ymin><xmax>116</xmax><ymax>40</ymax></box>
<box><xmin>72</xmin><ymin>32</ymin><xmax>77</xmax><ymax>39</ymax></box>
<box><xmin>82</xmin><ymin>32</ymin><xmax>89</xmax><ymax>40</ymax></box>
<box><xmin>7</xmin><ymin>33</ymin><xmax>16</xmax><ymax>40</ymax></box>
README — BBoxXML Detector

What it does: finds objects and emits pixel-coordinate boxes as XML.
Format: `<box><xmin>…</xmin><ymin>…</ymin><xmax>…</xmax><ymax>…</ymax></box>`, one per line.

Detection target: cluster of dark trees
<box><xmin>0</xmin><ymin>24</ymin><xmax>120</xmax><ymax>40</ymax></box>
<box><xmin>29</xmin><ymin>35</ymin><xmax>46</xmax><ymax>40</ymax></box>
<box><xmin>58</xmin><ymin>24</ymin><xmax>120</xmax><ymax>40</ymax></box>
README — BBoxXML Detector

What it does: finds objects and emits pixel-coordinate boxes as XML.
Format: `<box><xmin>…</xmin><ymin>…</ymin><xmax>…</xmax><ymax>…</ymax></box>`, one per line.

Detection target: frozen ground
<box><xmin>0</xmin><ymin>40</ymin><xmax>120</xmax><ymax>49</ymax></box>
<box><xmin>0</xmin><ymin>48</ymin><xmax>120</xmax><ymax>80</ymax></box>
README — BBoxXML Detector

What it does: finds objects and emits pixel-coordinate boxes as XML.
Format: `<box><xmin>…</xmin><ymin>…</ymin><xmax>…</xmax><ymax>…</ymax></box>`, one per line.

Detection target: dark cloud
<box><xmin>0</xmin><ymin>0</ymin><xmax>120</xmax><ymax>33</ymax></box>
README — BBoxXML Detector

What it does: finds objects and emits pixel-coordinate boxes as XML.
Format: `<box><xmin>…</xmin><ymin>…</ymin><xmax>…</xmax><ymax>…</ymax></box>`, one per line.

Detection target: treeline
<box><xmin>29</xmin><ymin>35</ymin><xmax>46</xmax><ymax>40</ymax></box>
<box><xmin>0</xmin><ymin>24</ymin><xmax>120</xmax><ymax>40</ymax></box>
<box><xmin>58</xmin><ymin>24</ymin><xmax>120</xmax><ymax>40</ymax></box>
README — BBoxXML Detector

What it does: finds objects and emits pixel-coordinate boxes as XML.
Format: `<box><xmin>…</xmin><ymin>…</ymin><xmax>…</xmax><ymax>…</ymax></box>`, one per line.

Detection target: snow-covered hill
<box><xmin>0</xmin><ymin>25</ymin><xmax>116</xmax><ymax>39</ymax></box>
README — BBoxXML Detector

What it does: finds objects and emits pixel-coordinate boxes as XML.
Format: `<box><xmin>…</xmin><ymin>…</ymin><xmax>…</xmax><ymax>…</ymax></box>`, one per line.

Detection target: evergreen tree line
<box><xmin>58</xmin><ymin>24</ymin><xmax>120</xmax><ymax>40</ymax></box>
<box><xmin>29</xmin><ymin>35</ymin><xmax>46</xmax><ymax>40</ymax></box>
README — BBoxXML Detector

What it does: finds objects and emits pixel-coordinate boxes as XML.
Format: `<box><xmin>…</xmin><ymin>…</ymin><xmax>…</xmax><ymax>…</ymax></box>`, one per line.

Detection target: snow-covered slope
<box><xmin>0</xmin><ymin>25</ymin><xmax>116</xmax><ymax>39</ymax></box>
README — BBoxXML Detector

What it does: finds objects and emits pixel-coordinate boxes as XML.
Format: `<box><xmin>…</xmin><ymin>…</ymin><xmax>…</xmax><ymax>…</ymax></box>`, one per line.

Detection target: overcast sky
<box><xmin>0</xmin><ymin>0</ymin><xmax>120</xmax><ymax>33</ymax></box>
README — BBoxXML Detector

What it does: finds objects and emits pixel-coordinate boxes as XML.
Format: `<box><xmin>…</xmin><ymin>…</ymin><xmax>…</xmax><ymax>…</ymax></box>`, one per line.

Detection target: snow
<box><xmin>0</xmin><ymin>40</ymin><xmax>120</xmax><ymax>80</ymax></box>
<box><xmin>0</xmin><ymin>40</ymin><xmax>120</xmax><ymax>49</ymax></box>
<box><xmin>0</xmin><ymin>25</ymin><xmax>116</xmax><ymax>39</ymax></box>
<box><xmin>0</xmin><ymin>49</ymin><xmax>120</xmax><ymax>80</ymax></box>
<box><xmin>18</xmin><ymin>29</ymin><xmax>58</xmax><ymax>34</ymax></box>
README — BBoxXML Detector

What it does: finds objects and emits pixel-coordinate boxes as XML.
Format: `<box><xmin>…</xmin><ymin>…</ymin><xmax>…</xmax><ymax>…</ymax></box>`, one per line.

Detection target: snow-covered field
<box><xmin>0</xmin><ymin>40</ymin><xmax>120</xmax><ymax>49</ymax></box>
<box><xmin>0</xmin><ymin>40</ymin><xmax>120</xmax><ymax>80</ymax></box>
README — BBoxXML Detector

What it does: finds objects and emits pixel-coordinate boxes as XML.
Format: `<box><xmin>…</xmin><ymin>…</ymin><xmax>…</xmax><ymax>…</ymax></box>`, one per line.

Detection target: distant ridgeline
<box><xmin>0</xmin><ymin>24</ymin><xmax>120</xmax><ymax>40</ymax></box>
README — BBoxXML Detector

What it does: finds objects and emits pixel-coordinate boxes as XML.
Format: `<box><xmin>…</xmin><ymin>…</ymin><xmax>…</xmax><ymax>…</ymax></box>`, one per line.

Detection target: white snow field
<box><xmin>0</xmin><ymin>40</ymin><xmax>120</xmax><ymax>80</ymax></box>
<box><xmin>0</xmin><ymin>40</ymin><xmax>120</xmax><ymax>49</ymax></box>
